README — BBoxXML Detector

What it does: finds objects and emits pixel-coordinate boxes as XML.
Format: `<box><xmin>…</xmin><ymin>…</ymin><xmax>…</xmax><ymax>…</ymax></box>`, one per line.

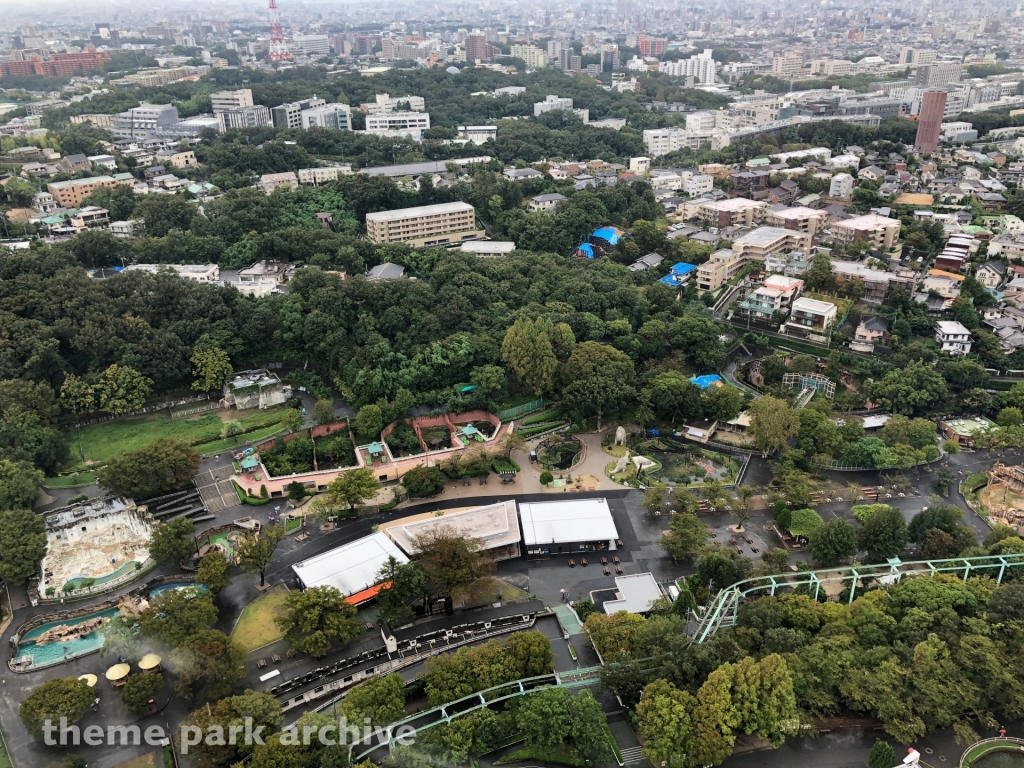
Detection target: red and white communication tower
<box><xmin>267</xmin><ymin>0</ymin><xmax>292</xmax><ymax>61</ymax></box>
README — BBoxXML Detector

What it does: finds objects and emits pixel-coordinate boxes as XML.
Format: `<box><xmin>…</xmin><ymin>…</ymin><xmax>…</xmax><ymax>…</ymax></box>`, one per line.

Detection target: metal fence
<box><xmin>497</xmin><ymin>398</ymin><xmax>544</xmax><ymax>421</ymax></box>
<box><xmin>170</xmin><ymin>401</ymin><xmax>221</xmax><ymax>419</ymax></box>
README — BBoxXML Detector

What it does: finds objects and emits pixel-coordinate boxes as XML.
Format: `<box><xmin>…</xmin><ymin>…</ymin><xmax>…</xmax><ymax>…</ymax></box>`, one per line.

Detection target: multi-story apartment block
<box><xmin>935</xmin><ymin>320</ymin><xmax>973</xmax><ymax>355</ymax></box>
<box><xmin>899</xmin><ymin>47</ymin><xmax>937</xmax><ymax>67</ymax></box>
<box><xmin>365</xmin><ymin>112</ymin><xmax>430</xmax><ymax>136</ymax></box>
<box><xmin>301</xmin><ymin>104</ymin><xmax>352</xmax><ymax>130</ymax></box>
<box><xmin>764</xmin><ymin>206</ymin><xmax>829</xmax><ymax>236</ymax></box>
<box><xmin>365</xmin><ymin>202</ymin><xmax>484</xmax><ymax>248</ymax></box>
<box><xmin>271</xmin><ymin>97</ymin><xmax>327</xmax><ymax>129</ymax></box>
<box><xmin>298</xmin><ymin>167</ymin><xmax>352</xmax><ymax>185</ymax></box>
<box><xmin>810</xmin><ymin>59</ymin><xmax>854</xmax><ymax>77</ymax></box>
<box><xmin>687</xmin><ymin>198</ymin><xmax>767</xmax><ymax>228</ymax></box>
<box><xmin>642</xmin><ymin>128</ymin><xmax>715</xmax><ymax>156</ymax></box>
<box><xmin>658</xmin><ymin>50</ymin><xmax>716</xmax><ymax>84</ymax></box>
<box><xmin>731</xmin><ymin>227</ymin><xmax>814</xmax><ymax>261</ymax></box>
<box><xmin>210</xmin><ymin>89</ymin><xmax>254</xmax><ymax>113</ymax></box>
<box><xmin>697</xmin><ymin>249</ymin><xmax>746</xmax><ymax>292</ymax></box>
<box><xmin>784</xmin><ymin>297</ymin><xmax>838</xmax><ymax>338</ymax></box>
<box><xmin>218</xmin><ymin>105</ymin><xmax>272</xmax><ymax>131</ymax></box>
<box><xmin>829</xmin><ymin>173</ymin><xmax>855</xmax><ymax>199</ymax></box>
<box><xmin>124</xmin><ymin>263</ymin><xmax>220</xmax><ymax>282</ymax></box>
<box><xmin>637</xmin><ymin>34</ymin><xmax>666</xmax><ymax>56</ymax></box>
<box><xmin>914</xmin><ymin>62</ymin><xmax>963</xmax><ymax>87</ymax></box>
<box><xmin>534</xmin><ymin>95</ymin><xmax>574</xmax><ymax>116</ymax></box>
<box><xmin>47</xmin><ymin>176</ymin><xmax>121</xmax><ymax>208</ymax></box>
<box><xmin>830</xmin><ymin>213</ymin><xmax>902</xmax><ymax>250</ymax></box>
<box><xmin>764</xmin><ymin>250</ymin><xmax>813</xmax><ymax>277</ymax></box>
<box><xmin>113</xmin><ymin>104</ymin><xmax>180</xmax><ymax>136</ymax></box>
<box><xmin>291</xmin><ymin>34</ymin><xmax>330</xmax><ymax>55</ymax></box>
<box><xmin>737</xmin><ymin>274</ymin><xmax>805</xmax><ymax>320</ymax></box>
<box><xmin>259</xmin><ymin>172</ymin><xmax>299</xmax><ymax>194</ymax></box>
<box><xmin>510</xmin><ymin>44</ymin><xmax>547</xmax><ymax>69</ymax></box>
<box><xmin>360</xmin><ymin>94</ymin><xmax>426</xmax><ymax>114</ymax></box>
<box><xmin>830</xmin><ymin>261</ymin><xmax>907</xmax><ymax>303</ymax></box>
<box><xmin>684</xmin><ymin>174</ymin><xmax>714</xmax><ymax>197</ymax></box>
<box><xmin>772</xmin><ymin>55</ymin><xmax>803</xmax><ymax>78</ymax></box>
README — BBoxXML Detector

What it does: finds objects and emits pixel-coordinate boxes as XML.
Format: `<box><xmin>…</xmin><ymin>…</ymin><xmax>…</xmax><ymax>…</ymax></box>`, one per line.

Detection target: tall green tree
<box><xmin>172</xmin><ymin>629</ymin><xmax>246</xmax><ymax>703</ymax></box>
<box><xmin>315</xmin><ymin>468</ymin><xmax>382</xmax><ymax>514</ymax></box>
<box><xmin>636</xmin><ymin>679</ymin><xmax>697</xmax><ymax>768</ymax></box>
<box><xmin>748</xmin><ymin>396</ymin><xmax>801</xmax><ymax>458</ymax></box>
<box><xmin>237</xmin><ymin>524</ymin><xmax>286</xmax><ymax>588</ymax></box>
<box><xmin>96</xmin><ymin>438</ymin><xmax>200</xmax><ymax>498</ymax></box>
<box><xmin>190</xmin><ymin>347</ymin><xmax>234</xmax><ymax>392</ymax></box>
<box><xmin>661</xmin><ymin>512</ymin><xmax>709</xmax><ymax>562</ymax></box>
<box><xmin>139</xmin><ymin>588</ymin><xmax>218</xmax><ymax>647</ymax></box>
<box><xmin>146</xmin><ymin>515</ymin><xmax>196</xmax><ymax>565</ymax></box>
<box><xmin>196</xmin><ymin>550</ymin><xmax>232</xmax><ymax>593</ymax></box>
<box><xmin>808</xmin><ymin>518</ymin><xmax>858</xmax><ymax>567</ymax></box>
<box><xmin>374</xmin><ymin>556</ymin><xmax>427</xmax><ymax>625</ymax></box>
<box><xmin>0</xmin><ymin>507</ymin><xmax>47</xmax><ymax>584</ymax></box>
<box><xmin>858</xmin><ymin>505</ymin><xmax>909</xmax><ymax>561</ymax></box>
<box><xmin>0</xmin><ymin>459</ymin><xmax>44</xmax><ymax>512</ymax></box>
<box><xmin>276</xmin><ymin>585</ymin><xmax>362</xmax><ymax>658</ymax></box>
<box><xmin>337</xmin><ymin>673</ymin><xmax>407</xmax><ymax>726</ymax></box>
<box><xmin>415</xmin><ymin>528</ymin><xmax>495</xmax><ymax>597</ymax></box>
<box><xmin>19</xmin><ymin>678</ymin><xmax>94</xmax><ymax>738</ymax></box>
<box><xmin>501</xmin><ymin>317</ymin><xmax>559</xmax><ymax>396</ymax></box>
<box><xmin>94</xmin><ymin>363</ymin><xmax>153</xmax><ymax>415</ymax></box>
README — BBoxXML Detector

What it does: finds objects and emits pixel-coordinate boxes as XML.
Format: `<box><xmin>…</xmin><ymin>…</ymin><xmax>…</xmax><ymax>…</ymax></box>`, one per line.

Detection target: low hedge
<box><xmin>492</xmin><ymin>458</ymin><xmax>521</xmax><ymax>474</ymax></box>
<box><xmin>232</xmin><ymin>480</ymin><xmax>274</xmax><ymax>506</ymax></box>
<box><xmin>521</xmin><ymin>409</ymin><xmax>562</xmax><ymax>426</ymax></box>
<box><xmin>518</xmin><ymin>421</ymin><xmax>568</xmax><ymax>437</ymax></box>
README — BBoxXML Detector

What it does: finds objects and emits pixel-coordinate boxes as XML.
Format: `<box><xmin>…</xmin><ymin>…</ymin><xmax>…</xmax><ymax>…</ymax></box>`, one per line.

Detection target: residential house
<box><xmin>259</xmin><ymin>172</ymin><xmax>299</xmax><ymax>194</ymax></box>
<box><xmin>854</xmin><ymin>316</ymin><xmax>890</xmax><ymax>344</ymax></box>
<box><xmin>858</xmin><ymin>165</ymin><xmax>885</xmax><ymax>182</ymax></box>
<box><xmin>628</xmin><ymin>253</ymin><xmax>665</xmax><ymax>272</ymax></box>
<box><xmin>528</xmin><ymin>193</ymin><xmax>566</xmax><ymax>213</ymax></box>
<box><xmin>829</xmin><ymin>173</ymin><xmax>855</xmax><ymax>199</ymax></box>
<box><xmin>658</xmin><ymin>262</ymin><xmax>697</xmax><ymax>290</ymax></box>
<box><xmin>922</xmin><ymin>269</ymin><xmax>965</xmax><ymax>298</ymax></box>
<box><xmin>934</xmin><ymin>320</ymin><xmax>973</xmax><ymax>355</ymax></box>
<box><xmin>737</xmin><ymin>274</ymin><xmax>804</xmax><ymax>321</ymax></box>
<box><xmin>503</xmin><ymin>168</ymin><xmax>543</xmax><ymax>181</ymax></box>
<box><xmin>976</xmin><ymin>260</ymin><xmax>1007</xmax><ymax>290</ymax></box>
<box><xmin>783</xmin><ymin>297</ymin><xmax>838</xmax><ymax>339</ymax></box>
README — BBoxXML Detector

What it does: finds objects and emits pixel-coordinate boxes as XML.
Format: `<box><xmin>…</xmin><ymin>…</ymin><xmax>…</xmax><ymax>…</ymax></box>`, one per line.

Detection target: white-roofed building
<box><xmin>291</xmin><ymin>531</ymin><xmax>409</xmax><ymax>603</ymax></box>
<box><xmin>602</xmin><ymin>573</ymin><xmax>664</xmax><ymax>615</ymax></box>
<box><xmin>518</xmin><ymin>498</ymin><xmax>619</xmax><ymax>558</ymax></box>
<box><xmin>380</xmin><ymin>501</ymin><xmax>521</xmax><ymax>561</ymax></box>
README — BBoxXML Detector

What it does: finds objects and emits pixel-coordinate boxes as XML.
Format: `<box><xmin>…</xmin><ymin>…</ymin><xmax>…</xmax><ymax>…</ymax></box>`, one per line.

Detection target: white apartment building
<box><xmin>210</xmin><ymin>89</ymin><xmax>254</xmax><ymax>114</ymax></box>
<box><xmin>829</xmin><ymin>173</ymin><xmax>855</xmax><ymax>199</ymax></box>
<box><xmin>365</xmin><ymin>112</ymin><xmax>431</xmax><ymax>135</ymax></box>
<box><xmin>291</xmin><ymin>34</ymin><xmax>330</xmax><ymax>55</ymax></box>
<box><xmin>511</xmin><ymin>44</ymin><xmax>547</xmax><ymax>69</ymax></box>
<box><xmin>457</xmin><ymin>126</ymin><xmax>497</xmax><ymax>144</ymax></box>
<box><xmin>764</xmin><ymin>206</ymin><xmax>829</xmax><ymax>236</ymax></box>
<box><xmin>935</xmin><ymin>320</ymin><xmax>973</xmax><ymax>355</ymax></box>
<box><xmin>643</xmin><ymin>127</ymin><xmax>715</xmax><ymax>157</ymax></box>
<box><xmin>534</xmin><ymin>95</ymin><xmax>574</xmax><ymax>116</ymax></box>
<box><xmin>830</xmin><ymin>213</ymin><xmax>902</xmax><ymax>249</ymax></box>
<box><xmin>684</xmin><ymin>174</ymin><xmax>714</xmax><ymax>196</ymax></box>
<box><xmin>218</xmin><ymin>105</ymin><xmax>271</xmax><ymax>131</ymax></box>
<box><xmin>686</xmin><ymin>198</ymin><xmax>767</xmax><ymax>228</ymax></box>
<box><xmin>301</xmin><ymin>104</ymin><xmax>352</xmax><ymax>130</ymax></box>
<box><xmin>810</xmin><ymin>59</ymin><xmax>854</xmax><ymax>76</ymax></box>
<box><xmin>272</xmin><ymin>98</ymin><xmax>327</xmax><ymax>129</ymax></box>
<box><xmin>113</xmin><ymin>104</ymin><xmax>179</xmax><ymax>135</ymax></box>
<box><xmin>686</xmin><ymin>111</ymin><xmax>720</xmax><ymax>132</ymax></box>
<box><xmin>109</xmin><ymin>220</ymin><xmax>143</xmax><ymax>238</ymax></box>
<box><xmin>764</xmin><ymin>250</ymin><xmax>813</xmax><ymax>276</ymax></box>
<box><xmin>772</xmin><ymin>55</ymin><xmax>803</xmax><ymax>77</ymax></box>
<box><xmin>659</xmin><ymin>49</ymin><xmax>716</xmax><ymax>84</ymax></box>
<box><xmin>697</xmin><ymin>249</ymin><xmax>746</xmax><ymax>292</ymax></box>
<box><xmin>785</xmin><ymin>297</ymin><xmax>838</xmax><ymax>338</ymax></box>
<box><xmin>298</xmin><ymin>167</ymin><xmax>352</xmax><ymax>185</ymax></box>
<box><xmin>360</xmin><ymin>94</ymin><xmax>426</xmax><ymax>114</ymax></box>
<box><xmin>738</xmin><ymin>274</ymin><xmax>805</xmax><ymax>320</ymax></box>
<box><xmin>366</xmin><ymin>202</ymin><xmax>483</xmax><ymax>248</ymax></box>
<box><xmin>731</xmin><ymin>227</ymin><xmax>814</xmax><ymax>261</ymax></box>
<box><xmin>629</xmin><ymin>156</ymin><xmax>651</xmax><ymax>174</ymax></box>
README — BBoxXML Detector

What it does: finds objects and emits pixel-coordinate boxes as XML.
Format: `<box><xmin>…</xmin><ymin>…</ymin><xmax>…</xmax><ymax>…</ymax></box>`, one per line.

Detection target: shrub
<box><xmin>68</xmin><ymin>494</ymin><xmax>89</xmax><ymax>504</ymax></box>
<box><xmin>944</xmin><ymin>440</ymin><xmax>960</xmax><ymax>454</ymax></box>
<box><xmin>539</xmin><ymin>471</ymin><xmax>553</xmax><ymax>485</ymax></box>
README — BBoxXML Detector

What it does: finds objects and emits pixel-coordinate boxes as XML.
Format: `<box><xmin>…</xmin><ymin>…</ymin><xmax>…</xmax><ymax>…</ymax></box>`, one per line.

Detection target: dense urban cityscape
<box><xmin>3</xmin><ymin>1</ymin><xmax>1024</xmax><ymax>768</ymax></box>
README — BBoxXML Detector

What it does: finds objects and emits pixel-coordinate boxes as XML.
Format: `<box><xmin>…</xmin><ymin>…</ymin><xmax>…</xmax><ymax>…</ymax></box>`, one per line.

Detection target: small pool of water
<box><xmin>16</xmin><ymin>607</ymin><xmax>122</xmax><ymax>669</ymax></box>
<box><xmin>149</xmin><ymin>583</ymin><xmax>209</xmax><ymax>598</ymax></box>
<box><xmin>62</xmin><ymin>561</ymin><xmax>140</xmax><ymax>592</ymax></box>
<box><xmin>977</xmin><ymin>751</ymin><xmax>1024</xmax><ymax>768</ymax></box>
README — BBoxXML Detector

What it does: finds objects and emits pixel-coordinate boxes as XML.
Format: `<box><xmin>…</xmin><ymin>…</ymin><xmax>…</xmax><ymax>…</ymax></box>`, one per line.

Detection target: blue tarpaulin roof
<box><xmin>576</xmin><ymin>243</ymin><xmax>595</xmax><ymax>258</ymax></box>
<box><xmin>668</xmin><ymin>262</ymin><xmax>697</xmax><ymax>275</ymax></box>
<box><xmin>592</xmin><ymin>226</ymin><xmax>623</xmax><ymax>245</ymax></box>
<box><xmin>690</xmin><ymin>374</ymin><xmax>724</xmax><ymax>390</ymax></box>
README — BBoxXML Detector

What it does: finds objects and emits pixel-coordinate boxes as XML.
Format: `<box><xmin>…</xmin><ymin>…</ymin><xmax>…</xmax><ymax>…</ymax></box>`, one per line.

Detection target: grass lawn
<box><xmin>962</xmin><ymin>740</ymin><xmax>1024</xmax><ymax>768</ymax></box>
<box><xmin>71</xmin><ymin>408</ymin><xmax>284</xmax><ymax>467</ymax></box>
<box><xmin>231</xmin><ymin>585</ymin><xmax>290</xmax><ymax>652</ymax></box>
<box><xmin>43</xmin><ymin>471</ymin><xmax>96</xmax><ymax>488</ymax></box>
<box><xmin>455</xmin><ymin>577</ymin><xmax>530</xmax><ymax>609</ymax></box>
<box><xmin>0</xmin><ymin>728</ymin><xmax>12</xmax><ymax>768</ymax></box>
<box><xmin>111</xmin><ymin>753</ymin><xmax>157</xmax><ymax>768</ymax></box>
<box><xmin>496</xmin><ymin>744</ymin><xmax>584</xmax><ymax>767</ymax></box>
